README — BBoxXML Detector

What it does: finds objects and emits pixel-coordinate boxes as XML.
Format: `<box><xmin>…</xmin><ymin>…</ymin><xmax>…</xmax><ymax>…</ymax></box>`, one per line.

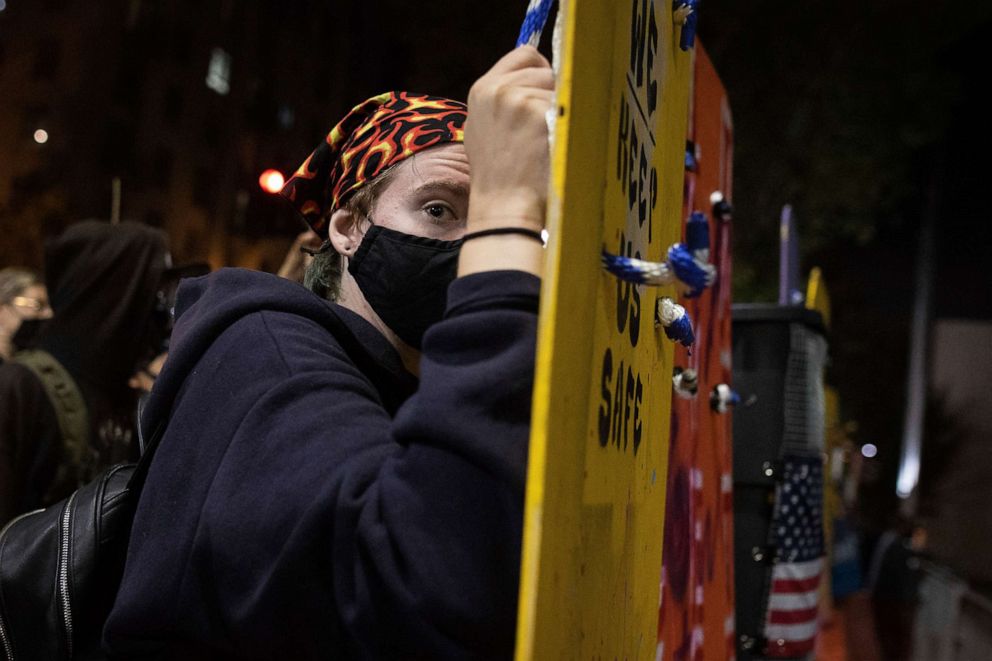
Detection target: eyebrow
<box><xmin>411</xmin><ymin>180</ymin><xmax>470</xmax><ymax>199</ymax></box>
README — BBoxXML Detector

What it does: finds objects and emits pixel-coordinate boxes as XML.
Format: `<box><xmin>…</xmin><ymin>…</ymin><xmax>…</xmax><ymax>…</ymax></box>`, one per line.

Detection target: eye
<box><xmin>422</xmin><ymin>202</ymin><xmax>457</xmax><ymax>223</ymax></box>
<box><xmin>426</xmin><ymin>204</ymin><xmax>447</xmax><ymax>218</ymax></box>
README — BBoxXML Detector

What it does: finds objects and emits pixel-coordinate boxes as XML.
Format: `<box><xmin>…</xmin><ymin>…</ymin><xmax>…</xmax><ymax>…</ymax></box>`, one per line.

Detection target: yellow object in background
<box><xmin>806</xmin><ymin>266</ymin><xmax>831</xmax><ymax>330</ymax></box>
<box><xmin>515</xmin><ymin>1</ymin><xmax>693</xmax><ymax>658</ymax></box>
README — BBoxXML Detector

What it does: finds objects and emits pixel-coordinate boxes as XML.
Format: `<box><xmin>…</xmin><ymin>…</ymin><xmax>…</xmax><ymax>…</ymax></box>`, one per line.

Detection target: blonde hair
<box><xmin>0</xmin><ymin>268</ymin><xmax>41</xmax><ymax>305</ymax></box>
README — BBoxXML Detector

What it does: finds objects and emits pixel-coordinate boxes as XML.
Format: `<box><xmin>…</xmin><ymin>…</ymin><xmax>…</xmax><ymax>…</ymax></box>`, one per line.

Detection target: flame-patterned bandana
<box><xmin>280</xmin><ymin>91</ymin><xmax>467</xmax><ymax>239</ymax></box>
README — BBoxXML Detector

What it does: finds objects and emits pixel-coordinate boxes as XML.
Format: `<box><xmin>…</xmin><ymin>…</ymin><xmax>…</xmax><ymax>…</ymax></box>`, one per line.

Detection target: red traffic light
<box><xmin>258</xmin><ymin>169</ymin><xmax>285</xmax><ymax>194</ymax></box>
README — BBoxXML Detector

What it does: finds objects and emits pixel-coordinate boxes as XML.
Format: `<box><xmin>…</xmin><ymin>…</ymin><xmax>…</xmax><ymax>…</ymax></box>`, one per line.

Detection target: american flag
<box><xmin>763</xmin><ymin>455</ymin><xmax>824</xmax><ymax>658</ymax></box>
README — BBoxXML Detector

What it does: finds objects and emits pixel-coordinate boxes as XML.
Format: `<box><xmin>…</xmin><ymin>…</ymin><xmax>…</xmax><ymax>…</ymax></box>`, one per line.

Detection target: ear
<box><xmin>328</xmin><ymin>208</ymin><xmax>365</xmax><ymax>258</ymax></box>
<box><xmin>0</xmin><ymin>305</ymin><xmax>13</xmax><ymax>333</ymax></box>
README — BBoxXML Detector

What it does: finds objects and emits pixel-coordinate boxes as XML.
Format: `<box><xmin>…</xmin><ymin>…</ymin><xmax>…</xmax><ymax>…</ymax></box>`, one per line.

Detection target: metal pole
<box><xmin>779</xmin><ymin>203</ymin><xmax>801</xmax><ymax>305</ymax></box>
<box><xmin>896</xmin><ymin>170</ymin><xmax>938</xmax><ymax>502</ymax></box>
<box><xmin>111</xmin><ymin>177</ymin><xmax>122</xmax><ymax>224</ymax></box>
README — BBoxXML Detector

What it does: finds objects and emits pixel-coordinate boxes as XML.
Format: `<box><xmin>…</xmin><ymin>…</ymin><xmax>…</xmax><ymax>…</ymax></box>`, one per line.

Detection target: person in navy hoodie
<box><xmin>105</xmin><ymin>47</ymin><xmax>553</xmax><ymax>659</ymax></box>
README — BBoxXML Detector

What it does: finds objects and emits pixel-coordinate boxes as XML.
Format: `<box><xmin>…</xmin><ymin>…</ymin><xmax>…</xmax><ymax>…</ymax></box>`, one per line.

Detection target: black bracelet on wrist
<box><xmin>461</xmin><ymin>227</ymin><xmax>545</xmax><ymax>244</ymax></box>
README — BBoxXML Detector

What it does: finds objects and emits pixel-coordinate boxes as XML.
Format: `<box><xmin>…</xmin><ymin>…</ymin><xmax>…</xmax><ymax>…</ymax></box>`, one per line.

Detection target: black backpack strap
<box><xmin>126</xmin><ymin>417</ymin><xmax>166</xmax><ymax>493</ymax></box>
<box><xmin>12</xmin><ymin>350</ymin><xmax>94</xmax><ymax>496</ymax></box>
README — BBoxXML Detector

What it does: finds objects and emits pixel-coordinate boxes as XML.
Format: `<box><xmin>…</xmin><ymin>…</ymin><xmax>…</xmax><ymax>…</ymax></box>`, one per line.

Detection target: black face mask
<box><xmin>11</xmin><ymin>318</ymin><xmax>48</xmax><ymax>351</ymax></box>
<box><xmin>348</xmin><ymin>225</ymin><xmax>462</xmax><ymax>350</ymax></box>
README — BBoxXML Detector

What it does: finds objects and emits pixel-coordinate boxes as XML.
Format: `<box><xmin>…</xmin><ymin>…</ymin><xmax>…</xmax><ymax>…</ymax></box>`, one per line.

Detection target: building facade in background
<box><xmin>0</xmin><ymin>0</ymin><xmax>510</xmax><ymax>270</ymax></box>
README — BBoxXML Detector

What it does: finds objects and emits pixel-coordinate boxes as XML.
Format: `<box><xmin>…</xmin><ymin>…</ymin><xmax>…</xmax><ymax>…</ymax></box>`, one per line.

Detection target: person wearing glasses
<box><xmin>0</xmin><ymin>222</ymin><xmax>179</xmax><ymax>525</ymax></box>
<box><xmin>0</xmin><ymin>267</ymin><xmax>53</xmax><ymax>363</ymax></box>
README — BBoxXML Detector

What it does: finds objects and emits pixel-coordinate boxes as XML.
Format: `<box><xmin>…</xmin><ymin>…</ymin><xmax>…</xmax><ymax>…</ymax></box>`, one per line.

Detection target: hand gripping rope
<box><xmin>521</xmin><ymin>0</ymin><xmax>700</xmax><ymax>51</ymax></box>
<box><xmin>516</xmin><ymin>0</ymin><xmax>564</xmax><ymax>146</ymax></box>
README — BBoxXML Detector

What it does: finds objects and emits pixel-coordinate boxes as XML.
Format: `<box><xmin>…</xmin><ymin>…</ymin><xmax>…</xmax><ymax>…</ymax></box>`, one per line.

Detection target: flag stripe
<box><xmin>767</xmin><ymin>606</ymin><xmax>819</xmax><ymax>625</ymax></box>
<box><xmin>765</xmin><ymin>620</ymin><xmax>818</xmax><ymax>643</ymax></box>
<box><xmin>772</xmin><ymin>574</ymin><xmax>821</xmax><ymax>593</ymax></box>
<box><xmin>767</xmin><ymin>589</ymin><xmax>819</xmax><ymax>612</ymax></box>
<box><xmin>770</xmin><ymin>557</ymin><xmax>822</xmax><ymax>580</ymax></box>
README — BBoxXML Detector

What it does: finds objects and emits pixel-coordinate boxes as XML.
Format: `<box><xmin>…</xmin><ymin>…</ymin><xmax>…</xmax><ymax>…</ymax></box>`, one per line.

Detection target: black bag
<box><xmin>11</xmin><ymin>350</ymin><xmax>95</xmax><ymax>502</ymax></box>
<box><xmin>0</xmin><ymin>304</ymin><xmax>381</xmax><ymax>659</ymax></box>
<box><xmin>0</xmin><ymin>419</ymin><xmax>164</xmax><ymax>661</ymax></box>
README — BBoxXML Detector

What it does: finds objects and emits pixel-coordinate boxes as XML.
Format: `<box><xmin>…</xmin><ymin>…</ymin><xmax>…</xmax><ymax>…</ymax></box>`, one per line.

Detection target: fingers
<box><xmin>486</xmin><ymin>45</ymin><xmax>551</xmax><ymax>76</ymax></box>
<box><xmin>463</xmin><ymin>47</ymin><xmax>554</xmax><ymax>230</ymax></box>
<box><xmin>469</xmin><ymin>47</ymin><xmax>553</xmax><ymax>111</ymax></box>
<box><xmin>499</xmin><ymin>66</ymin><xmax>555</xmax><ymax>91</ymax></box>
<box><xmin>469</xmin><ymin>69</ymin><xmax>553</xmax><ymax>116</ymax></box>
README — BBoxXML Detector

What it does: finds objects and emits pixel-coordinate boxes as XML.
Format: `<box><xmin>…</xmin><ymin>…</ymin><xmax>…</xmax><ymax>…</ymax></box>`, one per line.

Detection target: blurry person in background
<box><xmin>128</xmin><ymin>352</ymin><xmax>168</xmax><ymax>398</ymax></box>
<box><xmin>129</xmin><ymin>261</ymin><xmax>208</xmax><ymax>426</ymax></box>
<box><xmin>0</xmin><ymin>267</ymin><xmax>53</xmax><ymax>363</ymax></box>
<box><xmin>0</xmin><ymin>220</ymin><xmax>180</xmax><ymax>525</ymax></box>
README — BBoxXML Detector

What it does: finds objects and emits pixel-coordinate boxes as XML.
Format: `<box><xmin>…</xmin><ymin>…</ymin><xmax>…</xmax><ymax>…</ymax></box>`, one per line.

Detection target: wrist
<box><xmin>462</xmin><ymin>227</ymin><xmax>544</xmax><ymax>243</ymax></box>
<box><xmin>467</xmin><ymin>190</ymin><xmax>546</xmax><ymax>230</ymax></box>
<box><xmin>457</xmin><ymin>234</ymin><xmax>545</xmax><ymax>278</ymax></box>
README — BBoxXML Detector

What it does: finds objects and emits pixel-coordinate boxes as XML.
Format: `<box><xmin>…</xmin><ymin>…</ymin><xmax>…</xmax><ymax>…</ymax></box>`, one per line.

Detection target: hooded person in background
<box><xmin>105</xmin><ymin>47</ymin><xmax>551</xmax><ymax>659</ymax></box>
<box><xmin>0</xmin><ymin>267</ymin><xmax>53</xmax><ymax>363</ymax></box>
<box><xmin>0</xmin><ymin>220</ymin><xmax>174</xmax><ymax>525</ymax></box>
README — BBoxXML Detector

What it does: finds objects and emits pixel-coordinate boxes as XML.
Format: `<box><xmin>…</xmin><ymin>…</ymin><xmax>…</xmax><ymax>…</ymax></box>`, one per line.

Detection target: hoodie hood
<box><xmin>38</xmin><ymin>220</ymin><xmax>169</xmax><ymax>392</ymax></box>
<box><xmin>140</xmin><ymin>267</ymin><xmax>416</xmax><ymax>442</ymax></box>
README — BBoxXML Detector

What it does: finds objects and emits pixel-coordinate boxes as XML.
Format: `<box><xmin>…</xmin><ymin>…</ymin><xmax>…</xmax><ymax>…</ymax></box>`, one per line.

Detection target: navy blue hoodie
<box><xmin>104</xmin><ymin>267</ymin><xmax>539</xmax><ymax>660</ymax></box>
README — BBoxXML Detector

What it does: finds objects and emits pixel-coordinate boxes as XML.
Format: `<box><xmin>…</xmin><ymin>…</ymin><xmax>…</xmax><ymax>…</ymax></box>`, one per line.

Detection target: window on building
<box><xmin>205</xmin><ymin>47</ymin><xmax>231</xmax><ymax>95</ymax></box>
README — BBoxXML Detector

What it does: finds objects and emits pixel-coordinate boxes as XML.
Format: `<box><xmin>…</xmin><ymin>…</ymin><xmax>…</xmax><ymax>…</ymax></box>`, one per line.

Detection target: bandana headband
<box><xmin>281</xmin><ymin>91</ymin><xmax>467</xmax><ymax>239</ymax></box>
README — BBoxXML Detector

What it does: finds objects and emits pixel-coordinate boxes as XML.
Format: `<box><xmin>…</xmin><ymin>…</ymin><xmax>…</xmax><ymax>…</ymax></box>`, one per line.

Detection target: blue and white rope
<box><xmin>601</xmin><ymin>251</ymin><xmax>675</xmax><ymax>286</ymax></box>
<box><xmin>710</xmin><ymin>190</ymin><xmax>733</xmax><ymax>223</ymax></box>
<box><xmin>516</xmin><ymin>0</ymin><xmax>556</xmax><ymax>47</ymax></box>
<box><xmin>710</xmin><ymin>383</ymin><xmax>741</xmax><ymax>413</ymax></box>
<box><xmin>656</xmin><ymin>297</ymin><xmax>695</xmax><ymax>347</ymax></box>
<box><xmin>685</xmin><ymin>210</ymin><xmax>710</xmax><ymax>256</ymax></box>
<box><xmin>673</xmin><ymin>367</ymin><xmax>699</xmax><ymax>399</ymax></box>
<box><xmin>667</xmin><ymin>243</ymin><xmax>714</xmax><ymax>297</ymax></box>
<box><xmin>602</xmin><ymin>212</ymin><xmax>716</xmax><ymax>297</ymax></box>
<box><xmin>685</xmin><ymin>142</ymin><xmax>698</xmax><ymax>172</ymax></box>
